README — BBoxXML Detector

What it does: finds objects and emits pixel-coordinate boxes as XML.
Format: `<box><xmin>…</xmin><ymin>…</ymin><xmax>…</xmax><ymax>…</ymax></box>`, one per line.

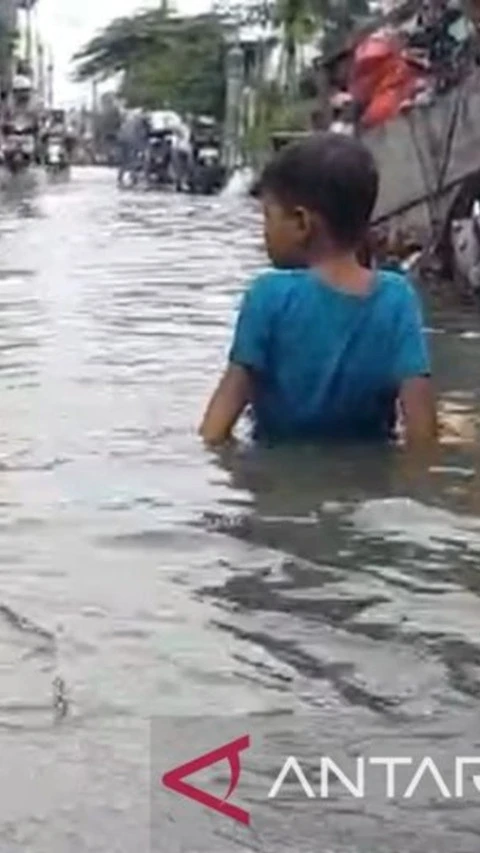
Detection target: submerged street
<box><xmin>0</xmin><ymin>169</ymin><xmax>480</xmax><ymax>850</ymax></box>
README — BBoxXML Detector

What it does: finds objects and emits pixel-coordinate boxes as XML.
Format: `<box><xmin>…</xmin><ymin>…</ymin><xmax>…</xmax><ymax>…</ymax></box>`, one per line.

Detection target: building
<box><xmin>223</xmin><ymin>19</ymin><xmax>322</xmax><ymax>169</ymax></box>
<box><xmin>0</xmin><ymin>0</ymin><xmax>17</xmax><ymax>94</ymax></box>
<box><xmin>0</xmin><ymin>0</ymin><xmax>41</xmax><ymax>95</ymax></box>
<box><xmin>0</xmin><ymin>0</ymin><xmax>16</xmax><ymax>32</ymax></box>
<box><xmin>16</xmin><ymin>0</ymin><xmax>39</xmax><ymax>75</ymax></box>
<box><xmin>223</xmin><ymin>23</ymin><xmax>278</xmax><ymax>170</ymax></box>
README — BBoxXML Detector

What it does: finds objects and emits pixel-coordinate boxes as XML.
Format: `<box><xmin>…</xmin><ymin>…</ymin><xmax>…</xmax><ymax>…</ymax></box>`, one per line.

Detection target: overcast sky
<box><xmin>37</xmin><ymin>0</ymin><xmax>211</xmax><ymax>106</ymax></box>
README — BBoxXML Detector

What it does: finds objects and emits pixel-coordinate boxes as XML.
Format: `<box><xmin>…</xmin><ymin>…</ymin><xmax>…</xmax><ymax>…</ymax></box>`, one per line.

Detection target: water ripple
<box><xmin>0</xmin><ymin>168</ymin><xmax>478</xmax><ymax>850</ymax></box>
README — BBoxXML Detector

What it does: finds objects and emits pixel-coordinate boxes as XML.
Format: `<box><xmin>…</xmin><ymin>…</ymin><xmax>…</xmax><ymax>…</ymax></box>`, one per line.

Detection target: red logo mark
<box><xmin>162</xmin><ymin>735</ymin><xmax>250</xmax><ymax>825</ymax></box>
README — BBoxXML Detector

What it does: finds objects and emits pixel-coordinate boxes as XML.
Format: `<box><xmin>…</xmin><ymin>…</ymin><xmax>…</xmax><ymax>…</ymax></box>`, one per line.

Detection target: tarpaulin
<box><xmin>350</xmin><ymin>32</ymin><xmax>421</xmax><ymax>128</ymax></box>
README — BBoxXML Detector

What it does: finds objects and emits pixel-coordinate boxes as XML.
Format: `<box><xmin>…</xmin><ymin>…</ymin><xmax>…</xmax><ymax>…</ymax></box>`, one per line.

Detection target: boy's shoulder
<box><xmin>245</xmin><ymin>267</ymin><xmax>421</xmax><ymax>312</ymax></box>
<box><xmin>250</xmin><ymin>266</ymin><xmax>305</xmax><ymax>286</ymax></box>
<box><xmin>247</xmin><ymin>267</ymin><xmax>311</xmax><ymax>300</ymax></box>
<box><xmin>376</xmin><ymin>268</ymin><xmax>421</xmax><ymax>308</ymax></box>
<box><xmin>377</xmin><ymin>268</ymin><xmax>412</xmax><ymax>287</ymax></box>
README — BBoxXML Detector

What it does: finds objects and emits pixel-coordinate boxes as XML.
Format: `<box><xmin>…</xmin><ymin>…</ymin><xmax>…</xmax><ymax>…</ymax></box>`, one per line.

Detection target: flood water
<box><xmin>1</xmin><ymin>168</ymin><xmax>480</xmax><ymax>851</ymax></box>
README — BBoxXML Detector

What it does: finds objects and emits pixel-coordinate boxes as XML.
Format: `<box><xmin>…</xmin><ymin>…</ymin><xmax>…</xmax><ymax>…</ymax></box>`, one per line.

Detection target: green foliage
<box><xmin>74</xmin><ymin>9</ymin><xmax>226</xmax><ymax>118</ymax></box>
<box><xmin>244</xmin><ymin>0</ymin><xmax>370</xmax><ymax>156</ymax></box>
<box><xmin>74</xmin><ymin>0</ymin><xmax>370</xmax><ymax>135</ymax></box>
<box><xmin>248</xmin><ymin>0</ymin><xmax>370</xmax><ymax>98</ymax></box>
<box><xmin>244</xmin><ymin>78</ymin><xmax>316</xmax><ymax>168</ymax></box>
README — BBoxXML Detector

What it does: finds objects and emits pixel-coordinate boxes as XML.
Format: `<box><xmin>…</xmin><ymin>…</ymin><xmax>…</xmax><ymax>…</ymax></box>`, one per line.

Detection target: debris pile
<box><xmin>326</xmin><ymin>0</ymin><xmax>476</xmax><ymax>132</ymax></box>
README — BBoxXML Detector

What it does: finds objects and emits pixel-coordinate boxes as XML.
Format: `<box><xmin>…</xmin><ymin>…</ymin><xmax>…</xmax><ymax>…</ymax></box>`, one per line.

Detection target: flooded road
<box><xmin>1</xmin><ymin>168</ymin><xmax>480</xmax><ymax>851</ymax></box>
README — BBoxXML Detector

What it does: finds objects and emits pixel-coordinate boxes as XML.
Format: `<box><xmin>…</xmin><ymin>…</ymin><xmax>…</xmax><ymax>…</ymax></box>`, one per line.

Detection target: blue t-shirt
<box><xmin>229</xmin><ymin>268</ymin><xmax>430</xmax><ymax>442</ymax></box>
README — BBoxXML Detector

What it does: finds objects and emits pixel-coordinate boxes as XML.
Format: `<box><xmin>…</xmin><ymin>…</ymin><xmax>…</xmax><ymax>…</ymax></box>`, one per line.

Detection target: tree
<box><xmin>242</xmin><ymin>0</ymin><xmax>370</xmax><ymax>153</ymax></box>
<box><xmin>274</xmin><ymin>0</ymin><xmax>318</xmax><ymax>98</ymax></box>
<box><xmin>74</xmin><ymin>8</ymin><xmax>226</xmax><ymax>119</ymax></box>
<box><xmin>215</xmin><ymin>0</ymin><xmax>319</xmax><ymax>98</ymax></box>
<box><xmin>74</xmin><ymin>0</ymin><xmax>371</xmax><ymax>117</ymax></box>
<box><xmin>243</xmin><ymin>0</ymin><xmax>370</xmax><ymax>99</ymax></box>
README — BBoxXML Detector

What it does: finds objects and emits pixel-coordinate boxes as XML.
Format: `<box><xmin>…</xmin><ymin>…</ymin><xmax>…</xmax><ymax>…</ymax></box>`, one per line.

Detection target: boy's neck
<box><xmin>309</xmin><ymin>251</ymin><xmax>372</xmax><ymax>294</ymax></box>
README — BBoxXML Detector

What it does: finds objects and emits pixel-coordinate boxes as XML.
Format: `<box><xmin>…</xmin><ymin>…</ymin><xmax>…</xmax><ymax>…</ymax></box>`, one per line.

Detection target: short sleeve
<box><xmin>392</xmin><ymin>282</ymin><xmax>431</xmax><ymax>383</ymax></box>
<box><xmin>229</xmin><ymin>274</ymin><xmax>274</xmax><ymax>373</ymax></box>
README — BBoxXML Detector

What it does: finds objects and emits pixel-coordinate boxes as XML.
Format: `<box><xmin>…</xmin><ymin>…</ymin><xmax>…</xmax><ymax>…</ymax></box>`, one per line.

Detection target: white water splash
<box><xmin>351</xmin><ymin>498</ymin><xmax>480</xmax><ymax>551</ymax></box>
<box><xmin>221</xmin><ymin>167</ymin><xmax>255</xmax><ymax>199</ymax></box>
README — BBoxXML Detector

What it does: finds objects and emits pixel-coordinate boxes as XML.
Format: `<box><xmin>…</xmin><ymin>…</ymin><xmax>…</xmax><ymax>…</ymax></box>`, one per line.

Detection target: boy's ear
<box><xmin>293</xmin><ymin>206</ymin><xmax>312</xmax><ymax>239</ymax></box>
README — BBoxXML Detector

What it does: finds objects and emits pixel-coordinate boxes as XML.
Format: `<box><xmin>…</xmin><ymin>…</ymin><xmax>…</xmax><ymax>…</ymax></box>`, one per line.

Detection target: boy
<box><xmin>200</xmin><ymin>133</ymin><xmax>437</xmax><ymax>447</ymax></box>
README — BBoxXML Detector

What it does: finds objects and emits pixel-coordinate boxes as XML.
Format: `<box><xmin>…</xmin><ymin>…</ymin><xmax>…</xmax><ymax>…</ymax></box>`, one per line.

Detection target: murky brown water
<box><xmin>1</xmin><ymin>168</ymin><xmax>480</xmax><ymax>851</ymax></box>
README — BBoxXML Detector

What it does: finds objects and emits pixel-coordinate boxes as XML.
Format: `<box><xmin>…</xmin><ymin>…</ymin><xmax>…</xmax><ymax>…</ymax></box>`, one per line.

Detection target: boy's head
<box><xmin>258</xmin><ymin>133</ymin><xmax>379</xmax><ymax>268</ymax></box>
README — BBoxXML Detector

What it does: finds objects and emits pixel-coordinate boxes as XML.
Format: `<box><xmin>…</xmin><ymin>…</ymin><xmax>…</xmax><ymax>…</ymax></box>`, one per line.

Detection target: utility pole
<box><xmin>46</xmin><ymin>46</ymin><xmax>54</xmax><ymax>109</ymax></box>
<box><xmin>36</xmin><ymin>32</ymin><xmax>45</xmax><ymax>106</ymax></box>
<box><xmin>25</xmin><ymin>4</ymin><xmax>32</xmax><ymax>73</ymax></box>
<box><xmin>92</xmin><ymin>78</ymin><xmax>98</xmax><ymax>113</ymax></box>
<box><xmin>223</xmin><ymin>35</ymin><xmax>244</xmax><ymax>171</ymax></box>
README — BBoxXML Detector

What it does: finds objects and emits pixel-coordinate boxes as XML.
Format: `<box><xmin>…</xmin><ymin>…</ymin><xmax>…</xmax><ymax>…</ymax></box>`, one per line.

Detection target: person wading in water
<box><xmin>200</xmin><ymin>133</ymin><xmax>437</xmax><ymax>449</ymax></box>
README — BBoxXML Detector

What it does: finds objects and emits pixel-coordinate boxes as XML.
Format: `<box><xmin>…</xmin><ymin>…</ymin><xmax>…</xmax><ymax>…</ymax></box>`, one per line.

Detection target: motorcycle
<box><xmin>188</xmin><ymin>143</ymin><xmax>225</xmax><ymax>195</ymax></box>
<box><xmin>3</xmin><ymin>128</ymin><xmax>36</xmax><ymax>174</ymax></box>
<box><xmin>145</xmin><ymin>130</ymin><xmax>174</xmax><ymax>186</ymax></box>
<box><xmin>45</xmin><ymin>135</ymin><xmax>69</xmax><ymax>174</ymax></box>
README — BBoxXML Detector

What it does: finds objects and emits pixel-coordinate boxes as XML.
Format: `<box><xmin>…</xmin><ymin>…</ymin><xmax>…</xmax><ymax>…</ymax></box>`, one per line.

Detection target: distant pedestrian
<box><xmin>117</xmin><ymin>110</ymin><xmax>148</xmax><ymax>186</ymax></box>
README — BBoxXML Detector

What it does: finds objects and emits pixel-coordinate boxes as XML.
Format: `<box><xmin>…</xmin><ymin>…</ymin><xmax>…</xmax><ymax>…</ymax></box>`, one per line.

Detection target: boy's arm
<box><xmin>200</xmin><ymin>274</ymin><xmax>271</xmax><ymax>446</ymax></box>
<box><xmin>399</xmin><ymin>376</ymin><xmax>438</xmax><ymax>448</ymax></box>
<box><xmin>394</xmin><ymin>282</ymin><xmax>438</xmax><ymax>449</ymax></box>
<box><xmin>200</xmin><ymin>365</ymin><xmax>252</xmax><ymax>445</ymax></box>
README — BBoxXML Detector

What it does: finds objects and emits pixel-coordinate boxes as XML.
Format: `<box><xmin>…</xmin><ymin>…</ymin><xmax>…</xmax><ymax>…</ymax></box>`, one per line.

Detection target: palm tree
<box><xmin>272</xmin><ymin>0</ymin><xmax>370</xmax><ymax>100</ymax></box>
<box><xmin>274</xmin><ymin>0</ymin><xmax>318</xmax><ymax>98</ymax></box>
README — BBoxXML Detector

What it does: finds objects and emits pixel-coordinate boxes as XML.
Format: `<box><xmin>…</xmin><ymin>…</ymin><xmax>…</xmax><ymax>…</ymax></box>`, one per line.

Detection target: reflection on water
<box><xmin>0</xmin><ymin>168</ymin><xmax>479</xmax><ymax>850</ymax></box>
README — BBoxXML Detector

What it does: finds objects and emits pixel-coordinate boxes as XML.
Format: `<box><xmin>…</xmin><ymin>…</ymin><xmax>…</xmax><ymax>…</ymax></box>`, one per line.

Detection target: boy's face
<box><xmin>262</xmin><ymin>193</ymin><xmax>312</xmax><ymax>268</ymax></box>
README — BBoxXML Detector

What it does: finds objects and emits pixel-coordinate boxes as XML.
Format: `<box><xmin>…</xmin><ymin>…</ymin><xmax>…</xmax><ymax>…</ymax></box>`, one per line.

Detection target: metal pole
<box><xmin>25</xmin><ymin>5</ymin><xmax>32</xmax><ymax>73</ymax></box>
<box><xmin>92</xmin><ymin>78</ymin><xmax>98</xmax><ymax>113</ymax></box>
<box><xmin>47</xmin><ymin>47</ymin><xmax>54</xmax><ymax>109</ymax></box>
<box><xmin>37</xmin><ymin>35</ymin><xmax>45</xmax><ymax>106</ymax></box>
<box><xmin>224</xmin><ymin>36</ymin><xmax>244</xmax><ymax>171</ymax></box>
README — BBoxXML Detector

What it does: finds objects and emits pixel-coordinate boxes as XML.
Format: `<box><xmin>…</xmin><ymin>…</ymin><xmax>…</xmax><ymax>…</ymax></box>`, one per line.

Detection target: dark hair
<box><xmin>259</xmin><ymin>133</ymin><xmax>379</xmax><ymax>249</ymax></box>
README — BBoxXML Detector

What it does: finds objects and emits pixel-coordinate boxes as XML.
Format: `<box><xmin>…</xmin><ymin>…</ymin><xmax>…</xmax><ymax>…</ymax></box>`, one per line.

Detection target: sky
<box><xmin>36</xmin><ymin>0</ymin><xmax>211</xmax><ymax>107</ymax></box>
